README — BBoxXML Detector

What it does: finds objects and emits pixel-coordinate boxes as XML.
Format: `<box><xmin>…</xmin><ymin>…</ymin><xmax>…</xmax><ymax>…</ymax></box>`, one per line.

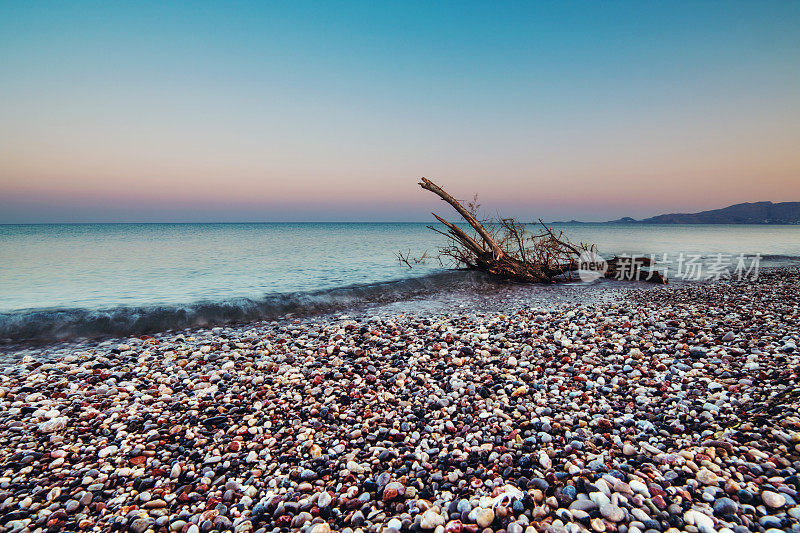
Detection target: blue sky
<box><xmin>1</xmin><ymin>1</ymin><xmax>799</xmax><ymax>222</ymax></box>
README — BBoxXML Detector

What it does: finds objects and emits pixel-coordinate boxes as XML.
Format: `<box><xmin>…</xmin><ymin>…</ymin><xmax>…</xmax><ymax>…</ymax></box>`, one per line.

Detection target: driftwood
<box><xmin>419</xmin><ymin>177</ymin><xmax>666</xmax><ymax>284</ymax></box>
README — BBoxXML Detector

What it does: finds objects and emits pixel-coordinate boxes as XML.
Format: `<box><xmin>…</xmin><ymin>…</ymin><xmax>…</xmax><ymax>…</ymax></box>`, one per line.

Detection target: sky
<box><xmin>1</xmin><ymin>1</ymin><xmax>799</xmax><ymax>222</ymax></box>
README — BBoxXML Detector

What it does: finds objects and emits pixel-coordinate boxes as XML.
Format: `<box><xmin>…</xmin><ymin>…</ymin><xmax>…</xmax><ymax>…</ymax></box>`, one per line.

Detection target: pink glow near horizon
<box><xmin>3</xmin><ymin>134</ymin><xmax>798</xmax><ymax>221</ymax></box>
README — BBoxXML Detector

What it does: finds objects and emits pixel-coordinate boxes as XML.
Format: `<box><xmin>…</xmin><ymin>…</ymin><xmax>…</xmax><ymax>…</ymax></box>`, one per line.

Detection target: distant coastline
<box><xmin>551</xmin><ymin>201</ymin><xmax>800</xmax><ymax>225</ymax></box>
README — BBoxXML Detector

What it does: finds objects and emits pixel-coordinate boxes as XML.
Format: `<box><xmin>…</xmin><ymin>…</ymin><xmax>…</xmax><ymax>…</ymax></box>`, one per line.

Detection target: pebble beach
<box><xmin>1</xmin><ymin>268</ymin><xmax>799</xmax><ymax>533</ymax></box>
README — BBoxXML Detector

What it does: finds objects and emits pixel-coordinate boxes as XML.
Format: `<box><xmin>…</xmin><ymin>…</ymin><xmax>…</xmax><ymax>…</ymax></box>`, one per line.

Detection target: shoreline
<box><xmin>2</xmin><ymin>251</ymin><xmax>797</xmax><ymax>348</ymax></box>
<box><xmin>0</xmin><ymin>272</ymin><xmax>649</xmax><ymax>362</ymax></box>
<box><xmin>0</xmin><ymin>269</ymin><xmax>798</xmax><ymax>533</ymax></box>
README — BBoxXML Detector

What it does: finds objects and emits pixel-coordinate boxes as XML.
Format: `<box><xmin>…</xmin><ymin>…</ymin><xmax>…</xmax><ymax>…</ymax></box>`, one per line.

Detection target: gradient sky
<box><xmin>1</xmin><ymin>1</ymin><xmax>799</xmax><ymax>222</ymax></box>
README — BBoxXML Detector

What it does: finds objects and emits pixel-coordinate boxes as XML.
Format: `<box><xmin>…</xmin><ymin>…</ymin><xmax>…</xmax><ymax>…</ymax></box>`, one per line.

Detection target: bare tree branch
<box><xmin>419</xmin><ymin>177</ymin><xmax>666</xmax><ymax>284</ymax></box>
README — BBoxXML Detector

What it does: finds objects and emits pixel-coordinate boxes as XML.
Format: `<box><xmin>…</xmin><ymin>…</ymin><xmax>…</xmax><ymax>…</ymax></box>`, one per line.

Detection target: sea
<box><xmin>1</xmin><ymin>223</ymin><xmax>799</xmax><ymax>342</ymax></box>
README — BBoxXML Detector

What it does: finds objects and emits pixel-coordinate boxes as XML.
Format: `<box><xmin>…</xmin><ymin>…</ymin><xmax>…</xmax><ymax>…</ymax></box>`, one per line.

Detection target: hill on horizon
<box><xmin>552</xmin><ymin>201</ymin><xmax>800</xmax><ymax>224</ymax></box>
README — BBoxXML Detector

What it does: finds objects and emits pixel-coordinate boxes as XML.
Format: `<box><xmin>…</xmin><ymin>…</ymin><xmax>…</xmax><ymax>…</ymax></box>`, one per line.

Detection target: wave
<box><xmin>0</xmin><ymin>271</ymin><xmax>500</xmax><ymax>343</ymax></box>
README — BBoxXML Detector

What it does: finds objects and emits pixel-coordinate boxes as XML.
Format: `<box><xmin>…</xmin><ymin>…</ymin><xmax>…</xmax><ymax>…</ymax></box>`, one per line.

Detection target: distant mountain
<box><xmin>552</xmin><ymin>201</ymin><xmax>800</xmax><ymax>224</ymax></box>
<box><xmin>606</xmin><ymin>217</ymin><xmax>638</xmax><ymax>224</ymax></box>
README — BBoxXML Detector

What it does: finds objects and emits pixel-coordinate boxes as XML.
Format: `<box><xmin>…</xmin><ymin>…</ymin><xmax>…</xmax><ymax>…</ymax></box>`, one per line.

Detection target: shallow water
<box><xmin>1</xmin><ymin>222</ymin><xmax>798</xmax><ymax>341</ymax></box>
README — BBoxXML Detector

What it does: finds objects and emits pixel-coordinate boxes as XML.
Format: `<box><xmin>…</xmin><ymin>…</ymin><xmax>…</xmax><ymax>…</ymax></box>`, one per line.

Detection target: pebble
<box><xmin>713</xmin><ymin>497</ymin><xmax>739</xmax><ymax>515</ymax></box>
<box><xmin>684</xmin><ymin>509</ymin><xmax>715</xmax><ymax>531</ymax></box>
<box><xmin>591</xmin><ymin>517</ymin><xmax>606</xmax><ymax>532</ymax></box>
<box><xmin>0</xmin><ymin>267</ymin><xmax>796</xmax><ymax>533</ymax></box>
<box><xmin>600</xmin><ymin>502</ymin><xmax>625</xmax><ymax>522</ymax></box>
<box><xmin>317</xmin><ymin>491</ymin><xmax>333</xmax><ymax>509</ymax></box>
<box><xmin>475</xmin><ymin>507</ymin><xmax>495</xmax><ymax>528</ymax></box>
<box><xmin>696</xmin><ymin>468</ymin><xmax>719</xmax><ymax>485</ymax></box>
<box><xmin>762</xmin><ymin>490</ymin><xmax>786</xmax><ymax>508</ymax></box>
<box><xmin>421</xmin><ymin>509</ymin><xmax>445</xmax><ymax>529</ymax></box>
<box><xmin>308</xmin><ymin>523</ymin><xmax>331</xmax><ymax>533</ymax></box>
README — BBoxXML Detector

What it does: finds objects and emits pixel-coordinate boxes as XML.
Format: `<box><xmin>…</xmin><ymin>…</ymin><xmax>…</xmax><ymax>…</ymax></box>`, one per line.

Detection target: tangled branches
<box><xmin>418</xmin><ymin>177</ymin><xmax>665</xmax><ymax>284</ymax></box>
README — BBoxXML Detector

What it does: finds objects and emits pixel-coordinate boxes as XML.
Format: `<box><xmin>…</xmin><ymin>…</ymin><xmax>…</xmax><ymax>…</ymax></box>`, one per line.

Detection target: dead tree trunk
<box><xmin>421</xmin><ymin>178</ymin><xmax>554</xmax><ymax>282</ymax></box>
<box><xmin>419</xmin><ymin>177</ymin><xmax>666</xmax><ymax>284</ymax></box>
<box><xmin>420</xmin><ymin>178</ymin><xmax>505</xmax><ymax>259</ymax></box>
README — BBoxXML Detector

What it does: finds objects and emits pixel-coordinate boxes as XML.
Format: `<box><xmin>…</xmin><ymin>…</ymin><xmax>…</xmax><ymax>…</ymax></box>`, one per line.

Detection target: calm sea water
<box><xmin>1</xmin><ymin>223</ymin><xmax>798</xmax><ymax>341</ymax></box>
